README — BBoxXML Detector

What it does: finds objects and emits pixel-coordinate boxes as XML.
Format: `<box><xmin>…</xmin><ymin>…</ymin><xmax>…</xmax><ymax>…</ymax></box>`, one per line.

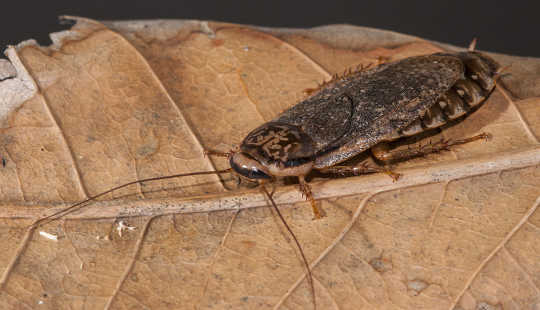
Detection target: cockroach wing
<box><xmin>275</xmin><ymin>92</ymin><xmax>355</xmax><ymax>150</ymax></box>
<box><xmin>282</xmin><ymin>53</ymin><xmax>465</xmax><ymax>168</ymax></box>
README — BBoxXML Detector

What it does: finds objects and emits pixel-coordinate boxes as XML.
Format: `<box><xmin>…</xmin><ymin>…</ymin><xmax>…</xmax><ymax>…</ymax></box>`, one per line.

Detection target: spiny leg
<box><xmin>319</xmin><ymin>162</ymin><xmax>400</xmax><ymax>182</ymax></box>
<box><xmin>376</xmin><ymin>55</ymin><xmax>391</xmax><ymax>65</ymax></box>
<box><xmin>372</xmin><ymin>132</ymin><xmax>491</xmax><ymax>163</ymax></box>
<box><xmin>298</xmin><ymin>175</ymin><xmax>324</xmax><ymax>220</ymax></box>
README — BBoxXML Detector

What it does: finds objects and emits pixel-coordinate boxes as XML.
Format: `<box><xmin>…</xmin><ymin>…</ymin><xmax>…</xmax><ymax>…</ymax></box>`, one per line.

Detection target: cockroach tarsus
<box><xmin>31</xmin><ymin>47</ymin><xmax>501</xmax><ymax>310</ymax></box>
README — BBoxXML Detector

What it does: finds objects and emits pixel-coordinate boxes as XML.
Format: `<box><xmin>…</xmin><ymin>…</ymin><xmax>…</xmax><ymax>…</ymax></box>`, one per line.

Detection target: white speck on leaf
<box><xmin>407</xmin><ymin>279</ymin><xmax>428</xmax><ymax>296</ymax></box>
<box><xmin>116</xmin><ymin>220</ymin><xmax>136</xmax><ymax>237</ymax></box>
<box><xmin>39</xmin><ymin>231</ymin><xmax>58</xmax><ymax>241</ymax></box>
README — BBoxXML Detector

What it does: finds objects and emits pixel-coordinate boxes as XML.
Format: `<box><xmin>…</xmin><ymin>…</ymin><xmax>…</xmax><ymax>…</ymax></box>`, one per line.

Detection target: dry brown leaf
<box><xmin>0</xmin><ymin>17</ymin><xmax>539</xmax><ymax>310</ymax></box>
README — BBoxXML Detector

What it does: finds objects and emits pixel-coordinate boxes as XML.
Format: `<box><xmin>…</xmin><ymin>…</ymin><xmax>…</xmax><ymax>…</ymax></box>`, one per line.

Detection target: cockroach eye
<box><xmin>229</xmin><ymin>152</ymin><xmax>271</xmax><ymax>180</ymax></box>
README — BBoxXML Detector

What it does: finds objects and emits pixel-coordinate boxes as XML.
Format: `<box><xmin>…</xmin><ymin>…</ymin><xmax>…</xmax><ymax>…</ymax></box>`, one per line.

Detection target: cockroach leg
<box><xmin>376</xmin><ymin>55</ymin><xmax>391</xmax><ymax>65</ymax></box>
<box><xmin>371</xmin><ymin>132</ymin><xmax>491</xmax><ymax>163</ymax></box>
<box><xmin>298</xmin><ymin>175</ymin><xmax>324</xmax><ymax>220</ymax></box>
<box><xmin>318</xmin><ymin>163</ymin><xmax>401</xmax><ymax>182</ymax></box>
<box><xmin>303</xmin><ymin>86</ymin><xmax>320</xmax><ymax>96</ymax></box>
<box><xmin>383</xmin><ymin>169</ymin><xmax>401</xmax><ymax>182</ymax></box>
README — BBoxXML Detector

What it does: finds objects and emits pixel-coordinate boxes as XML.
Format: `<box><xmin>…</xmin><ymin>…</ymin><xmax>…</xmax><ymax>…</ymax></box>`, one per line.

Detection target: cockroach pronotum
<box><xmin>31</xmin><ymin>44</ymin><xmax>500</xmax><ymax>309</ymax></box>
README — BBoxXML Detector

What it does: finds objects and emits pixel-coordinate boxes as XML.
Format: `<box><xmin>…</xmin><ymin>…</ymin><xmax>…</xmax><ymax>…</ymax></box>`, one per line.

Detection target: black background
<box><xmin>0</xmin><ymin>1</ymin><xmax>539</xmax><ymax>57</ymax></box>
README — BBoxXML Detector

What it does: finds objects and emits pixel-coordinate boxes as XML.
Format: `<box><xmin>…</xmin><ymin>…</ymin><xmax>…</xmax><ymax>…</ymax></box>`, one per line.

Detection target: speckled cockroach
<box><xmin>226</xmin><ymin>50</ymin><xmax>499</xmax><ymax>217</ymax></box>
<box><xmin>33</xmin><ymin>48</ymin><xmax>500</xmax><ymax>310</ymax></box>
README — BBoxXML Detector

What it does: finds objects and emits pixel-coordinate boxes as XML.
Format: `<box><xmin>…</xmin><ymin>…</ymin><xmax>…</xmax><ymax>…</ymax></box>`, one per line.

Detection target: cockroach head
<box><xmin>230</xmin><ymin>122</ymin><xmax>316</xmax><ymax>179</ymax></box>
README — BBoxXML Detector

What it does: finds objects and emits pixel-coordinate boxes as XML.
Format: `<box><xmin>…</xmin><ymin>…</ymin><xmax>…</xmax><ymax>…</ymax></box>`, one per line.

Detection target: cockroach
<box><xmin>32</xmin><ymin>47</ymin><xmax>500</xmax><ymax>309</ymax></box>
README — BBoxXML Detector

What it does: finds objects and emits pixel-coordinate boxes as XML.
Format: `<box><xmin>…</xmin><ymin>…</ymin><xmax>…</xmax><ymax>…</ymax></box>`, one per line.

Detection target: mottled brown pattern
<box><xmin>244</xmin><ymin>51</ymin><xmax>499</xmax><ymax>170</ymax></box>
<box><xmin>240</xmin><ymin>122</ymin><xmax>316</xmax><ymax>169</ymax></box>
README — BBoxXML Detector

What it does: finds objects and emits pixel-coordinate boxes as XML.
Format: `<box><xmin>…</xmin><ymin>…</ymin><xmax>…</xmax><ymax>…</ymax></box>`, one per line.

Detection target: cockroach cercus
<box><xmin>32</xmin><ymin>46</ymin><xmax>500</xmax><ymax>309</ymax></box>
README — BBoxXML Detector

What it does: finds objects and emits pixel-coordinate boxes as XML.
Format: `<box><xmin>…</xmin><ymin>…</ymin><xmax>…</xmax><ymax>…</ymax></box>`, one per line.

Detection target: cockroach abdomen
<box><xmin>396</xmin><ymin>51</ymin><xmax>499</xmax><ymax>139</ymax></box>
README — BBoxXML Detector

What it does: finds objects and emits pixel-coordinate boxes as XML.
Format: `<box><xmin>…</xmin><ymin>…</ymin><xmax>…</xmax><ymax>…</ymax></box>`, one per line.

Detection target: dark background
<box><xmin>0</xmin><ymin>1</ymin><xmax>539</xmax><ymax>58</ymax></box>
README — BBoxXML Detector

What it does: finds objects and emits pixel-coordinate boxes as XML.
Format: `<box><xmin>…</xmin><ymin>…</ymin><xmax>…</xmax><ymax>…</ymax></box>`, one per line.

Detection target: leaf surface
<box><xmin>0</xmin><ymin>17</ymin><xmax>539</xmax><ymax>310</ymax></box>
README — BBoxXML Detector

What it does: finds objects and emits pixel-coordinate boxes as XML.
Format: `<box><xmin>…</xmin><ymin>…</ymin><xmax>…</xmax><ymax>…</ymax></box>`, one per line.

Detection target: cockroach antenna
<box><xmin>261</xmin><ymin>185</ymin><xmax>316</xmax><ymax>310</ymax></box>
<box><xmin>29</xmin><ymin>168</ymin><xmax>233</xmax><ymax>229</ymax></box>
